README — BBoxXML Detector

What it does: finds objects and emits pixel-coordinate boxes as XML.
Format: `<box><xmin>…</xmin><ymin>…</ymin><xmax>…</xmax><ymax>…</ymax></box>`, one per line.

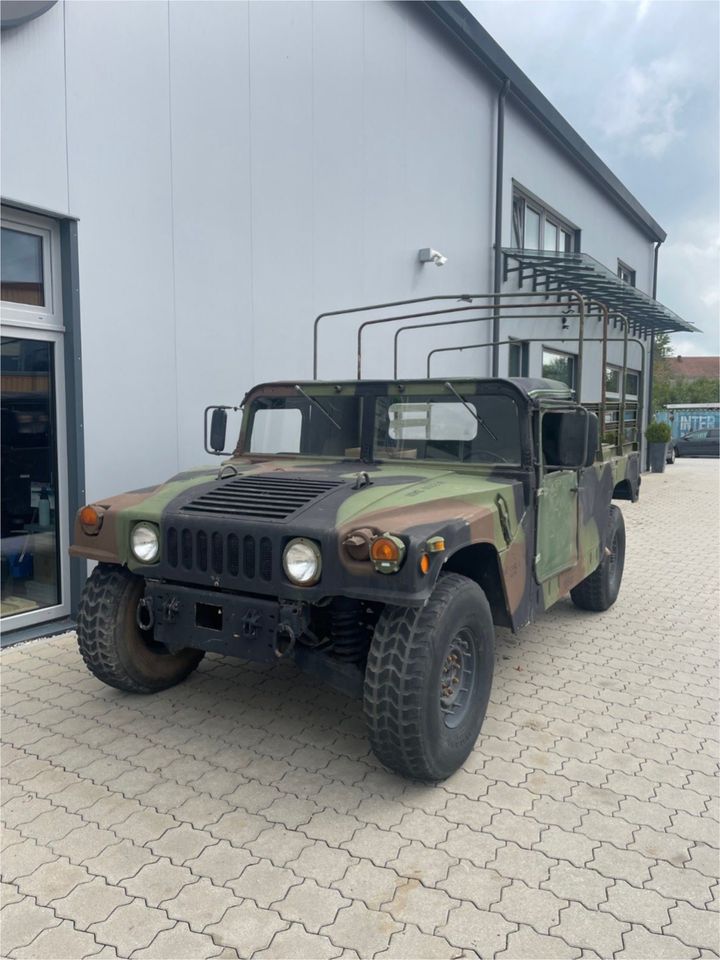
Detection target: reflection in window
<box><xmin>509</xmin><ymin>340</ymin><xmax>529</xmax><ymax>378</ymax></box>
<box><xmin>617</xmin><ymin>261</ymin><xmax>636</xmax><ymax>286</ymax></box>
<box><xmin>542</xmin><ymin>349</ymin><xmax>576</xmax><ymax>389</ymax></box>
<box><xmin>512</xmin><ymin>191</ymin><xmax>577</xmax><ymax>254</ymax></box>
<box><xmin>544</xmin><ymin>221</ymin><xmax>558</xmax><ymax>252</ymax></box>
<box><xmin>606</xmin><ymin>366</ymin><xmax>640</xmax><ymax>399</ymax></box>
<box><xmin>1</xmin><ymin>337</ymin><xmax>60</xmax><ymax>618</ymax></box>
<box><xmin>524</xmin><ymin>207</ymin><xmax>541</xmax><ymax>250</ymax></box>
<box><xmin>1</xmin><ymin>229</ymin><xmax>45</xmax><ymax>306</ymax></box>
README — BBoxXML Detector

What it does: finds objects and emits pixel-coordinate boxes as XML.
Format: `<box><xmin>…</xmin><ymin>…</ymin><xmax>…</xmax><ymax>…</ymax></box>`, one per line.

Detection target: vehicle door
<box><xmin>534</xmin><ymin>409</ymin><xmax>580</xmax><ymax>582</ymax></box>
<box><xmin>707</xmin><ymin>429</ymin><xmax>720</xmax><ymax>457</ymax></box>
<box><xmin>679</xmin><ymin>430</ymin><xmax>707</xmax><ymax>457</ymax></box>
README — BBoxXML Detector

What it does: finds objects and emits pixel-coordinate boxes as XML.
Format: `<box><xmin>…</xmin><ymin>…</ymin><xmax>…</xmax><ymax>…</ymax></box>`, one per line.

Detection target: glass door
<box><xmin>1</xmin><ymin>209</ymin><xmax>70</xmax><ymax>631</ymax></box>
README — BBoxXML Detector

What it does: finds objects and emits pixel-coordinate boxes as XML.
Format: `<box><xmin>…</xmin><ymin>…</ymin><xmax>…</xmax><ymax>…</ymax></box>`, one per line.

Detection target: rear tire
<box><xmin>77</xmin><ymin>563</ymin><xmax>204</xmax><ymax>693</ymax></box>
<box><xmin>666</xmin><ymin>446</ymin><xmax>676</xmax><ymax>464</ymax></box>
<box><xmin>570</xmin><ymin>505</ymin><xmax>625</xmax><ymax>612</ymax></box>
<box><xmin>364</xmin><ymin>573</ymin><xmax>494</xmax><ymax>781</ymax></box>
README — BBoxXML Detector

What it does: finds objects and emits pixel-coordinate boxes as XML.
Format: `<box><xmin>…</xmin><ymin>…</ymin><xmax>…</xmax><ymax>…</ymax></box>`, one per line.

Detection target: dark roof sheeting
<box><xmin>502</xmin><ymin>249</ymin><xmax>697</xmax><ymax>334</ymax></box>
<box><xmin>424</xmin><ymin>1</ymin><xmax>667</xmax><ymax>242</ymax></box>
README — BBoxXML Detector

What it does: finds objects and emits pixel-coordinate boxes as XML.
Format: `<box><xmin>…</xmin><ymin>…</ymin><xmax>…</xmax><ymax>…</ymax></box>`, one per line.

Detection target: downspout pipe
<box><xmin>646</xmin><ymin>239</ymin><xmax>663</xmax><ymax>467</ymax></box>
<box><xmin>492</xmin><ymin>78</ymin><xmax>511</xmax><ymax>378</ymax></box>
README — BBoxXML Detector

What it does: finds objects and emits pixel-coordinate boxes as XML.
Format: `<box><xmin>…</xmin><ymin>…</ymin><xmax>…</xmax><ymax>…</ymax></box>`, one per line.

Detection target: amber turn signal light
<box><xmin>370</xmin><ymin>534</ymin><xmax>406</xmax><ymax>574</ymax></box>
<box><xmin>419</xmin><ymin>553</ymin><xmax>430</xmax><ymax>575</ymax></box>
<box><xmin>370</xmin><ymin>537</ymin><xmax>400</xmax><ymax>563</ymax></box>
<box><xmin>79</xmin><ymin>505</ymin><xmax>103</xmax><ymax>535</ymax></box>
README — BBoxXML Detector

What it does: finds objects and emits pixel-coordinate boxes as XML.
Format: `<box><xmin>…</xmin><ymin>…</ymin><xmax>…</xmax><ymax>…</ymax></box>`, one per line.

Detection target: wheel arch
<box><xmin>612</xmin><ymin>478</ymin><xmax>638</xmax><ymax>502</ymax></box>
<box><xmin>442</xmin><ymin>542</ymin><xmax>512</xmax><ymax>629</ymax></box>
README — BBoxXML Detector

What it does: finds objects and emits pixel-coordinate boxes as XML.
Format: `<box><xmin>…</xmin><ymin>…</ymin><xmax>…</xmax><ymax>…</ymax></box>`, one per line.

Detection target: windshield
<box><xmin>244</xmin><ymin>390</ymin><xmax>522</xmax><ymax>464</ymax></box>
<box><xmin>374</xmin><ymin>394</ymin><xmax>522</xmax><ymax>464</ymax></box>
<box><xmin>246</xmin><ymin>395</ymin><xmax>363</xmax><ymax>457</ymax></box>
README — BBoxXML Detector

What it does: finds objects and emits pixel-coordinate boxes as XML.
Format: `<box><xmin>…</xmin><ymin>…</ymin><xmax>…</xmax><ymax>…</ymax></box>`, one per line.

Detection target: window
<box><xmin>542</xmin><ymin>349</ymin><xmax>576</xmax><ymax>389</ymax></box>
<box><xmin>512</xmin><ymin>190</ymin><xmax>577</xmax><ymax>253</ymax></box>
<box><xmin>375</xmin><ymin>394</ymin><xmax>522</xmax><ymax>465</ymax></box>
<box><xmin>617</xmin><ymin>261</ymin><xmax>636</xmax><ymax>286</ymax></box>
<box><xmin>508</xmin><ymin>340</ymin><xmax>529</xmax><ymax>377</ymax></box>
<box><xmin>2</xmin><ymin>228</ymin><xmax>45</xmax><ymax>306</ymax></box>
<box><xmin>605</xmin><ymin>366</ymin><xmax>640</xmax><ymax>399</ymax></box>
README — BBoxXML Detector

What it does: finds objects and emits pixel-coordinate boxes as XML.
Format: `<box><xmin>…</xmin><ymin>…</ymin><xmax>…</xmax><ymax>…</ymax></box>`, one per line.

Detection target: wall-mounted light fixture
<box><xmin>418</xmin><ymin>248</ymin><xmax>448</xmax><ymax>267</ymax></box>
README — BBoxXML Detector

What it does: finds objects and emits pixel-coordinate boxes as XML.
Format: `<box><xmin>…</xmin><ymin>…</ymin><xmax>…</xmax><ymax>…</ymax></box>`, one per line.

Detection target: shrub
<box><xmin>645</xmin><ymin>420</ymin><xmax>672</xmax><ymax>443</ymax></box>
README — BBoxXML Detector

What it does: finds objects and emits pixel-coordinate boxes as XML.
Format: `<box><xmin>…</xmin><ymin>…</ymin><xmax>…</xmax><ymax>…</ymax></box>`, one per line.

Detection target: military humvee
<box><xmin>71</xmin><ymin>297</ymin><xmax>640</xmax><ymax>781</ymax></box>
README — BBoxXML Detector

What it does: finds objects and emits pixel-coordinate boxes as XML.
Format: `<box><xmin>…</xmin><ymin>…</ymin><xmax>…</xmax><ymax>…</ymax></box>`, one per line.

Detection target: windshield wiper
<box><xmin>444</xmin><ymin>381</ymin><xmax>497</xmax><ymax>442</ymax></box>
<box><xmin>294</xmin><ymin>385</ymin><xmax>342</xmax><ymax>431</ymax></box>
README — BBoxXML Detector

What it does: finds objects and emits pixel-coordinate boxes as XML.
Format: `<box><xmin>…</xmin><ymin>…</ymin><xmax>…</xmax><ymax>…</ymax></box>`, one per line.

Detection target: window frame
<box><xmin>605</xmin><ymin>364</ymin><xmax>640</xmax><ymax>401</ymax></box>
<box><xmin>508</xmin><ymin>338</ymin><xmax>530</xmax><ymax>378</ymax></box>
<box><xmin>511</xmin><ymin>185</ymin><xmax>579</xmax><ymax>254</ymax></box>
<box><xmin>1</xmin><ymin>208</ymin><xmax>63</xmax><ymax>332</ymax></box>
<box><xmin>542</xmin><ymin>347</ymin><xmax>577</xmax><ymax>391</ymax></box>
<box><xmin>617</xmin><ymin>260</ymin><xmax>636</xmax><ymax>287</ymax></box>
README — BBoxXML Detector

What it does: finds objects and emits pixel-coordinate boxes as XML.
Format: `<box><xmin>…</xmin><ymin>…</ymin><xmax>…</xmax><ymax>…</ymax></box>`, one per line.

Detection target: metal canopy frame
<box><xmin>502</xmin><ymin>249</ymin><xmax>698</xmax><ymax>338</ymax></box>
<box><xmin>311</xmin><ymin>290</ymin><xmax>647</xmax><ymax>458</ymax></box>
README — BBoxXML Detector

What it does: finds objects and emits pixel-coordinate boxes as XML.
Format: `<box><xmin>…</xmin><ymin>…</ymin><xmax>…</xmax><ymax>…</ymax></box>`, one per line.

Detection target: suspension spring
<box><xmin>329</xmin><ymin>600</ymin><xmax>369</xmax><ymax>663</ymax></box>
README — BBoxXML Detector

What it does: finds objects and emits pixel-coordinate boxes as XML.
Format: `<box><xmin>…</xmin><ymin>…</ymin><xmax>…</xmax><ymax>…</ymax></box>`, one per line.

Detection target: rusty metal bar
<box><xmin>600</xmin><ymin>303</ymin><xmax>609</xmax><ymax>448</ymax></box>
<box><xmin>391</xmin><ymin>301</ymin><xmax>580</xmax><ymax>378</ymax></box>
<box><xmin>426</xmin><ymin>334</ymin><xmax>646</xmax><ymax>445</ymax></box>
<box><xmin>355</xmin><ymin>291</ymin><xmax>579</xmax><ymax>379</ymax></box>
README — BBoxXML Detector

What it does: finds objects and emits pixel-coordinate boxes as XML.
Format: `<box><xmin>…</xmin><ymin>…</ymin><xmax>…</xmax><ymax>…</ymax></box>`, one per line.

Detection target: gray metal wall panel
<box><xmin>1</xmin><ymin>0</ymin><xmax>657</xmax><ymax>500</ymax></box>
<box><xmin>167</xmin><ymin>0</ymin><xmax>254</xmax><ymax>467</ymax></box>
<box><xmin>64</xmin><ymin>0</ymin><xmax>178</xmax><ymax>499</ymax></box>
<box><xmin>0</xmin><ymin>1</ymin><xmax>69</xmax><ymax>214</ymax></box>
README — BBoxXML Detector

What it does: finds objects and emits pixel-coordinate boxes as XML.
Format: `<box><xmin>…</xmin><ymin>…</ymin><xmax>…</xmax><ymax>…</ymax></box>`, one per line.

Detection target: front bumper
<box><xmin>146</xmin><ymin>580</ymin><xmax>281</xmax><ymax>660</ymax></box>
<box><xmin>143</xmin><ymin>581</ymin><xmax>365</xmax><ymax>698</ymax></box>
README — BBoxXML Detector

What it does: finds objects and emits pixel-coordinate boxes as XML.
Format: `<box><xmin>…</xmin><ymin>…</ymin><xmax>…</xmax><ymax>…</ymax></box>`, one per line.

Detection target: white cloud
<box><xmin>636</xmin><ymin>0</ymin><xmax>653</xmax><ymax>23</ymax></box>
<box><xmin>594</xmin><ymin>57</ymin><xmax>693</xmax><ymax>158</ymax></box>
<box><xmin>659</xmin><ymin>216</ymin><xmax>720</xmax><ymax>356</ymax></box>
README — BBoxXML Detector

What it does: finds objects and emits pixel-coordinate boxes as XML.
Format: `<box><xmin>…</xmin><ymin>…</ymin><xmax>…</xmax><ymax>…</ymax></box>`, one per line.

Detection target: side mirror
<box><xmin>542</xmin><ymin>410</ymin><xmax>598</xmax><ymax>469</ymax></box>
<box><xmin>204</xmin><ymin>406</ymin><xmax>229</xmax><ymax>455</ymax></box>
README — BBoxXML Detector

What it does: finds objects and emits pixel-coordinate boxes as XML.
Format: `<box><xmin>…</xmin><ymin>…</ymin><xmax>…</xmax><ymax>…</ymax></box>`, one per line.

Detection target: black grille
<box><xmin>181</xmin><ymin>474</ymin><xmax>345</xmax><ymax>521</ymax></box>
<box><xmin>165</xmin><ymin>526</ymin><xmax>274</xmax><ymax>583</ymax></box>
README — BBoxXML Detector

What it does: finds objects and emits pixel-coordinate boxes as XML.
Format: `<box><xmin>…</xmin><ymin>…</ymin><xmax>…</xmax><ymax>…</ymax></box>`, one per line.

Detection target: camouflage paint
<box><xmin>70</xmin><ymin>378</ymin><xmax>640</xmax><ymax>631</ymax></box>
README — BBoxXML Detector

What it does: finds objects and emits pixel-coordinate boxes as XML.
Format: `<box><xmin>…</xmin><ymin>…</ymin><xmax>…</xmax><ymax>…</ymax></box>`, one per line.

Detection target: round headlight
<box><xmin>283</xmin><ymin>538</ymin><xmax>321</xmax><ymax>585</ymax></box>
<box><xmin>131</xmin><ymin>523</ymin><xmax>159</xmax><ymax>563</ymax></box>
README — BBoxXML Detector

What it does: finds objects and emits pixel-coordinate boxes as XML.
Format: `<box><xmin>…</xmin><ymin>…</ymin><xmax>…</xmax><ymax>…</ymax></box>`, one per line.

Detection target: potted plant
<box><xmin>645</xmin><ymin>419</ymin><xmax>672</xmax><ymax>473</ymax></box>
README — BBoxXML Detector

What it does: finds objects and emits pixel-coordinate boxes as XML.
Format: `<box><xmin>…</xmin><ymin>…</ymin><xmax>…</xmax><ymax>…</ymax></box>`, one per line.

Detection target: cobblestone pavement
<box><xmin>2</xmin><ymin>459</ymin><xmax>719</xmax><ymax>959</ymax></box>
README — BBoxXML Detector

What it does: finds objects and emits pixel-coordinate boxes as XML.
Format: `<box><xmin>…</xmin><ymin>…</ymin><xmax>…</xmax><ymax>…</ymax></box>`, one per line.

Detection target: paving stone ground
<box><xmin>1</xmin><ymin>458</ymin><xmax>719</xmax><ymax>959</ymax></box>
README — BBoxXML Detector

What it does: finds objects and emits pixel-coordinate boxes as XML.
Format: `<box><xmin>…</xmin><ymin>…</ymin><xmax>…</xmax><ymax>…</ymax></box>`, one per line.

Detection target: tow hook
<box><xmin>136</xmin><ymin>597</ymin><xmax>155</xmax><ymax>632</ymax></box>
<box><xmin>274</xmin><ymin>624</ymin><xmax>296</xmax><ymax>659</ymax></box>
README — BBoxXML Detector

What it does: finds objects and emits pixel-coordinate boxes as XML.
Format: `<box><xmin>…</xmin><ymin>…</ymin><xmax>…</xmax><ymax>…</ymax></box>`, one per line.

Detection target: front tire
<box><xmin>77</xmin><ymin>564</ymin><xmax>204</xmax><ymax>693</ymax></box>
<box><xmin>570</xmin><ymin>505</ymin><xmax>626</xmax><ymax>612</ymax></box>
<box><xmin>363</xmin><ymin>573</ymin><xmax>494</xmax><ymax>781</ymax></box>
<box><xmin>666</xmin><ymin>446</ymin><xmax>676</xmax><ymax>464</ymax></box>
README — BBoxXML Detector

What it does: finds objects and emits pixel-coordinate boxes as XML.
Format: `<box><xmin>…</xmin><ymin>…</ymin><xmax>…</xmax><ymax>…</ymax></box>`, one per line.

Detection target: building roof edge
<box><xmin>423</xmin><ymin>0</ymin><xmax>667</xmax><ymax>243</ymax></box>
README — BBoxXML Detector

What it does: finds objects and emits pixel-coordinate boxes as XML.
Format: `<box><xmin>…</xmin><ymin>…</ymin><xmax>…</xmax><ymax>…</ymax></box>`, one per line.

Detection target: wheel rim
<box><xmin>607</xmin><ymin>530</ymin><xmax>623</xmax><ymax>592</ymax></box>
<box><xmin>439</xmin><ymin>628</ymin><xmax>477</xmax><ymax>729</ymax></box>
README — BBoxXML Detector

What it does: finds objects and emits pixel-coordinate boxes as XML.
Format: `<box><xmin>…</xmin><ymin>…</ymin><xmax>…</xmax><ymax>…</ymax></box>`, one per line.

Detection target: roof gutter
<box><xmin>422</xmin><ymin>0</ymin><xmax>667</xmax><ymax>244</ymax></box>
<box><xmin>492</xmin><ymin>78</ymin><xmax>510</xmax><ymax>377</ymax></box>
<box><xmin>646</xmin><ymin>239</ymin><xmax>664</xmax><ymax>462</ymax></box>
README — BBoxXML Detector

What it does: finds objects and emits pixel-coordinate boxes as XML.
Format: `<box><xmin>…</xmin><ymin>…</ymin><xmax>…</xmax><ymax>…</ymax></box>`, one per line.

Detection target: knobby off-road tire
<box><xmin>77</xmin><ymin>563</ymin><xmax>204</xmax><ymax>693</ymax></box>
<box><xmin>364</xmin><ymin>572</ymin><xmax>495</xmax><ymax>781</ymax></box>
<box><xmin>570</xmin><ymin>505</ymin><xmax>626</xmax><ymax>612</ymax></box>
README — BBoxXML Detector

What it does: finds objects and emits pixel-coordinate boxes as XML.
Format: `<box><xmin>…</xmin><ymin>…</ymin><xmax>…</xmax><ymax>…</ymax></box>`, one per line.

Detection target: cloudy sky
<box><xmin>467</xmin><ymin>0</ymin><xmax>719</xmax><ymax>356</ymax></box>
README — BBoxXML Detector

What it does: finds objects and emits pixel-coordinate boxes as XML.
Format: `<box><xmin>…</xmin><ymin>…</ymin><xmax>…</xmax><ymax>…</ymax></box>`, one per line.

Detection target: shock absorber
<box><xmin>329</xmin><ymin>599</ymin><xmax>369</xmax><ymax>662</ymax></box>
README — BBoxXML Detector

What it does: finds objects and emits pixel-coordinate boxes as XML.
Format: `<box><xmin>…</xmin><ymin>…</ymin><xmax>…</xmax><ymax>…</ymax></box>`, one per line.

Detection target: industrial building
<box><xmin>1</xmin><ymin>0</ymin><xmax>695</xmax><ymax>638</ymax></box>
